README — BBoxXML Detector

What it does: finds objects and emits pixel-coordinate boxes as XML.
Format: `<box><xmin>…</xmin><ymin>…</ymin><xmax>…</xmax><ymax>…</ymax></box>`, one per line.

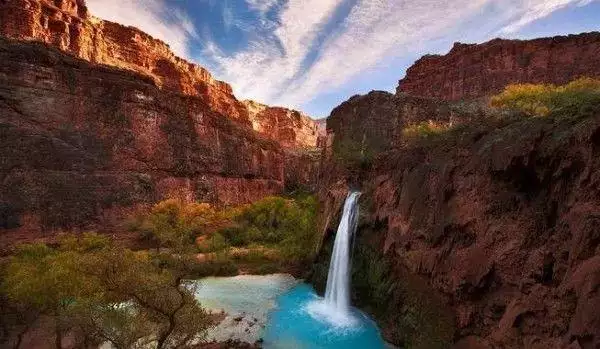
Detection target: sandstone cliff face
<box><xmin>243</xmin><ymin>100</ymin><xmax>321</xmax><ymax>149</ymax></box>
<box><xmin>0</xmin><ymin>37</ymin><xmax>284</xmax><ymax>248</ymax></box>
<box><xmin>397</xmin><ymin>32</ymin><xmax>600</xmax><ymax>100</ymax></box>
<box><xmin>318</xmin><ymin>90</ymin><xmax>600</xmax><ymax>349</ymax></box>
<box><xmin>0</xmin><ymin>0</ymin><xmax>250</xmax><ymax>122</ymax></box>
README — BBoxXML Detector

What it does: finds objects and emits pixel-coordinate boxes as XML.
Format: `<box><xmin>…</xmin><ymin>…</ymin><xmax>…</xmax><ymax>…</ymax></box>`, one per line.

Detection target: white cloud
<box><xmin>246</xmin><ymin>0</ymin><xmax>279</xmax><ymax>15</ymax></box>
<box><xmin>206</xmin><ymin>0</ymin><xmax>344</xmax><ymax>104</ymax></box>
<box><xmin>500</xmin><ymin>0</ymin><xmax>595</xmax><ymax>33</ymax></box>
<box><xmin>86</xmin><ymin>0</ymin><xmax>198</xmax><ymax>58</ymax></box>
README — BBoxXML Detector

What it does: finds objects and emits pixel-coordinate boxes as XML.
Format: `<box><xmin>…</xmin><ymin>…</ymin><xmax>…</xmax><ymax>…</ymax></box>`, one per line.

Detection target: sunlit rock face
<box><xmin>0</xmin><ymin>0</ymin><xmax>322</xmax><ymax>143</ymax></box>
<box><xmin>0</xmin><ymin>0</ymin><xmax>250</xmax><ymax>122</ymax></box>
<box><xmin>397</xmin><ymin>32</ymin><xmax>600</xmax><ymax>100</ymax></box>
<box><xmin>243</xmin><ymin>100</ymin><xmax>322</xmax><ymax>149</ymax></box>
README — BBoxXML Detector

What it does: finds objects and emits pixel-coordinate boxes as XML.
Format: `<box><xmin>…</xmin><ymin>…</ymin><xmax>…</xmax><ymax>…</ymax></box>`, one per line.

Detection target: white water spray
<box><xmin>307</xmin><ymin>191</ymin><xmax>361</xmax><ymax>327</ymax></box>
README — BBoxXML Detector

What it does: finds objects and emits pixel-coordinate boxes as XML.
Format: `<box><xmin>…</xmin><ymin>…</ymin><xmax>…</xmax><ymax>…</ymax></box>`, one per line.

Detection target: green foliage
<box><xmin>128</xmin><ymin>199</ymin><xmax>222</xmax><ymax>251</ymax></box>
<box><xmin>491</xmin><ymin>77</ymin><xmax>600</xmax><ymax>118</ymax></box>
<box><xmin>234</xmin><ymin>195</ymin><xmax>320</xmax><ymax>263</ymax></box>
<box><xmin>351</xmin><ymin>246</ymin><xmax>397</xmax><ymax>314</ymax></box>
<box><xmin>341</xmin><ymin>240</ymin><xmax>455</xmax><ymax>349</ymax></box>
<box><xmin>198</xmin><ymin>233</ymin><xmax>230</xmax><ymax>253</ymax></box>
<box><xmin>402</xmin><ymin>121</ymin><xmax>453</xmax><ymax>141</ymax></box>
<box><xmin>196</xmin><ymin>195</ymin><xmax>319</xmax><ymax>264</ymax></box>
<box><xmin>332</xmin><ymin>136</ymin><xmax>377</xmax><ymax>171</ymax></box>
<box><xmin>1</xmin><ymin>234</ymin><xmax>210</xmax><ymax>349</ymax></box>
<box><xmin>129</xmin><ymin>195</ymin><xmax>320</xmax><ymax>271</ymax></box>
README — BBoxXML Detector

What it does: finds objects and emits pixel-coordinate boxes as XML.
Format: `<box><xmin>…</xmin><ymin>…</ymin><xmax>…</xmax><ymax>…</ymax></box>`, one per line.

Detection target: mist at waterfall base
<box><xmin>262</xmin><ymin>191</ymin><xmax>386</xmax><ymax>348</ymax></box>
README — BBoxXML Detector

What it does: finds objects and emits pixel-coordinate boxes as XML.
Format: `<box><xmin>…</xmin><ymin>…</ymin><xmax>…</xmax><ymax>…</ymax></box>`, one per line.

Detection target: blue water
<box><xmin>263</xmin><ymin>284</ymin><xmax>386</xmax><ymax>349</ymax></box>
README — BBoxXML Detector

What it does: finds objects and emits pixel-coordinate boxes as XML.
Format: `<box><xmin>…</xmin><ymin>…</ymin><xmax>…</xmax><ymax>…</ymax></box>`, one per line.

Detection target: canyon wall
<box><xmin>243</xmin><ymin>100</ymin><xmax>321</xmax><ymax>149</ymax></box>
<box><xmin>0</xmin><ymin>0</ymin><xmax>323</xmax><ymax>248</ymax></box>
<box><xmin>397</xmin><ymin>32</ymin><xmax>600</xmax><ymax>100</ymax></box>
<box><xmin>0</xmin><ymin>37</ymin><xmax>285</xmax><ymax>248</ymax></box>
<box><xmin>317</xmin><ymin>32</ymin><xmax>600</xmax><ymax>349</ymax></box>
<box><xmin>0</xmin><ymin>0</ymin><xmax>322</xmax><ymax>147</ymax></box>
<box><xmin>319</xmin><ymin>91</ymin><xmax>600</xmax><ymax>349</ymax></box>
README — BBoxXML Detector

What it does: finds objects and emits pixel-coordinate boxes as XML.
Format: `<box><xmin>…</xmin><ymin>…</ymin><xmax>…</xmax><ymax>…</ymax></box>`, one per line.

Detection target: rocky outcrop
<box><xmin>397</xmin><ymin>32</ymin><xmax>600</xmax><ymax>100</ymax></box>
<box><xmin>318</xmin><ymin>89</ymin><xmax>600</xmax><ymax>349</ymax></box>
<box><xmin>0</xmin><ymin>37</ymin><xmax>284</xmax><ymax>248</ymax></box>
<box><xmin>243</xmin><ymin>100</ymin><xmax>321</xmax><ymax>149</ymax></box>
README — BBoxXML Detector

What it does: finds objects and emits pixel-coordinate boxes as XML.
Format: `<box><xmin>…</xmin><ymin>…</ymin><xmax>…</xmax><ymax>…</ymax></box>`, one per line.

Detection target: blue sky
<box><xmin>87</xmin><ymin>0</ymin><xmax>600</xmax><ymax>118</ymax></box>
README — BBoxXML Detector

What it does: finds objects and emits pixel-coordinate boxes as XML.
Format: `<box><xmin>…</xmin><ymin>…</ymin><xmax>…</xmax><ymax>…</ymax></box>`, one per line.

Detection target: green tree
<box><xmin>1</xmin><ymin>233</ymin><xmax>210</xmax><ymax>349</ymax></box>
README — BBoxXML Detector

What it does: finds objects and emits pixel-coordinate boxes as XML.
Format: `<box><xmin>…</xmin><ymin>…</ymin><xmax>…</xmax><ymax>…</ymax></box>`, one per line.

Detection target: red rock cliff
<box><xmin>397</xmin><ymin>32</ymin><xmax>600</xmax><ymax>100</ymax></box>
<box><xmin>0</xmin><ymin>0</ymin><xmax>322</xmax><ymax>146</ymax></box>
<box><xmin>243</xmin><ymin>100</ymin><xmax>321</xmax><ymax>149</ymax></box>
<box><xmin>0</xmin><ymin>0</ymin><xmax>251</xmax><ymax>122</ymax></box>
<box><xmin>0</xmin><ymin>37</ymin><xmax>285</xmax><ymax>248</ymax></box>
<box><xmin>319</xmin><ymin>89</ymin><xmax>600</xmax><ymax>349</ymax></box>
<box><xmin>0</xmin><ymin>0</ymin><xmax>322</xmax><ymax>248</ymax></box>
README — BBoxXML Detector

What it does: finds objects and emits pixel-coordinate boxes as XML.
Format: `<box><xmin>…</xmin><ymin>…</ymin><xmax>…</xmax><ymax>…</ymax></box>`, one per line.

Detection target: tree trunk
<box><xmin>55</xmin><ymin>329</ymin><xmax>62</xmax><ymax>349</ymax></box>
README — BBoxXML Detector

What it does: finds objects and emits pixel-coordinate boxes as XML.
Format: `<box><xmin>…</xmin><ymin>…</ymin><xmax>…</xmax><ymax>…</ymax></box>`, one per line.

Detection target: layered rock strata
<box><xmin>397</xmin><ymin>32</ymin><xmax>600</xmax><ymax>100</ymax></box>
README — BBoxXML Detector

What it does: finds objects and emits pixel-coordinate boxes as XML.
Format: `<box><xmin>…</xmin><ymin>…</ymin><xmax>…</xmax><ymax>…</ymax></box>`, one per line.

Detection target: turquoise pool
<box><xmin>263</xmin><ymin>283</ymin><xmax>386</xmax><ymax>349</ymax></box>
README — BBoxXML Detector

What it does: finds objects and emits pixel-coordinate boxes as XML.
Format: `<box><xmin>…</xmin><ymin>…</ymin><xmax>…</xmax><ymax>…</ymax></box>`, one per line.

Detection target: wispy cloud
<box><xmin>500</xmin><ymin>0</ymin><xmax>595</xmax><ymax>33</ymax></box>
<box><xmin>86</xmin><ymin>0</ymin><xmax>198</xmax><ymax>58</ymax></box>
<box><xmin>246</xmin><ymin>0</ymin><xmax>280</xmax><ymax>15</ymax></box>
<box><xmin>205</xmin><ymin>0</ymin><xmax>345</xmax><ymax>103</ymax></box>
<box><xmin>204</xmin><ymin>0</ymin><xmax>595</xmax><ymax>110</ymax></box>
<box><xmin>86</xmin><ymin>0</ymin><xmax>596</xmax><ymax>114</ymax></box>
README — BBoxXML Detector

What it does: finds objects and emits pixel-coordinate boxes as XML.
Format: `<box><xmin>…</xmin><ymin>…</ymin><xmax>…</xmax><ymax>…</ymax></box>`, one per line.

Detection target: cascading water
<box><xmin>325</xmin><ymin>191</ymin><xmax>361</xmax><ymax>313</ymax></box>
<box><xmin>306</xmin><ymin>191</ymin><xmax>361</xmax><ymax>327</ymax></box>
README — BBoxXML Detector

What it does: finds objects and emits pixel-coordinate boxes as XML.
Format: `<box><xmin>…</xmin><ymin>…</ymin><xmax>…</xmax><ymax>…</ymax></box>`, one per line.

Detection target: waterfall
<box><xmin>324</xmin><ymin>191</ymin><xmax>361</xmax><ymax>313</ymax></box>
<box><xmin>307</xmin><ymin>191</ymin><xmax>361</xmax><ymax>327</ymax></box>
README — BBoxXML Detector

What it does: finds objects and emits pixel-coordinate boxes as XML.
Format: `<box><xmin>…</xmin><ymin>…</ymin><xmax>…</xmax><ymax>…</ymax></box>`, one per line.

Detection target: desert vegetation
<box><xmin>399</xmin><ymin>77</ymin><xmax>600</xmax><ymax>146</ymax></box>
<box><xmin>0</xmin><ymin>194</ymin><xmax>320</xmax><ymax>348</ymax></box>
<box><xmin>127</xmin><ymin>195</ymin><xmax>320</xmax><ymax>273</ymax></box>
<box><xmin>491</xmin><ymin>77</ymin><xmax>600</xmax><ymax>118</ymax></box>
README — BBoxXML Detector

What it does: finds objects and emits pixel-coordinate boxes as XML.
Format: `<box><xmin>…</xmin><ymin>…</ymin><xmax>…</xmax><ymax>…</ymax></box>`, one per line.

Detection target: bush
<box><xmin>402</xmin><ymin>121</ymin><xmax>453</xmax><ymax>140</ymax></box>
<box><xmin>491</xmin><ymin>77</ymin><xmax>600</xmax><ymax>118</ymax></box>
<box><xmin>128</xmin><ymin>199</ymin><xmax>223</xmax><ymax>251</ymax></box>
<box><xmin>332</xmin><ymin>137</ymin><xmax>377</xmax><ymax>171</ymax></box>
<box><xmin>198</xmin><ymin>233</ymin><xmax>230</xmax><ymax>253</ymax></box>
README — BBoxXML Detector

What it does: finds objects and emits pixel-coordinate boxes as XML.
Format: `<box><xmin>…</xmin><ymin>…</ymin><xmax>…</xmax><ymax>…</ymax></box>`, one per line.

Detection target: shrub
<box><xmin>491</xmin><ymin>77</ymin><xmax>600</xmax><ymax>118</ymax></box>
<box><xmin>198</xmin><ymin>233</ymin><xmax>230</xmax><ymax>253</ymax></box>
<box><xmin>128</xmin><ymin>199</ymin><xmax>222</xmax><ymax>251</ymax></box>
<box><xmin>234</xmin><ymin>195</ymin><xmax>320</xmax><ymax>263</ymax></box>
<box><xmin>332</xmin><ymin>137</ymin><xmax>378</xmax><ymax>171</ymax></box>
<box><xmin>402</xmin><ymin>121</ymin><xmax>453</xmax><ymax>141</ymax></box>
<box><xmin>218</xmin><ymin>226</ymin><xmax>249</xmax><ymax>247</ymax></box>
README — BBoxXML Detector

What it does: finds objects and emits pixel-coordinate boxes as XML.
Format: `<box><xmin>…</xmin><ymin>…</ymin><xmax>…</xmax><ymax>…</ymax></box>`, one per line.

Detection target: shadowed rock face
<box><xmin>0</xmin><ymin>37</ymin><xmax>286</xmax><ymax>247</ymax></box>
<box><xmin>320</xmin><ymin>89</ymin><xmax>600</xmax><ymax>349</ymax></box>
<box><xmin>397</xmin><ymin>32</ymin><xmax>600</xmax><ymax>100</ymax></box>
